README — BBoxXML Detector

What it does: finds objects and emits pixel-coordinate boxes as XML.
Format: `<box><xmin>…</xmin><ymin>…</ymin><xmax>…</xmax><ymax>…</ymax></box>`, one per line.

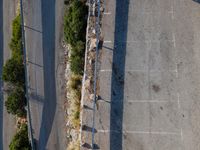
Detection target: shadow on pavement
<box><xmin>193</xmin><ymin>0</ymin><xmax>200</xmax><ymax>3</ymax></box>
<box><xmin>82</xmin><ymin>125</ymin><xmax>97</xmax><ymax>133</ymax></box>
<box><xmin>24</xmin><ymin>25</ymin><xmax>43</xmax><ymax>34</ymax></box>
<box><xmin>28</xmin><ymin>60</ymin><xmax>43</xmax><ymax>68</ymax></box>
<box><xmin>38</xmin><ymin>0</ymin><xmax>56</xmax><ymax>149</ymax></box>
<box><xmin>82</xmin><ymin>143</ymin><xmax>100</xmax><ymax>149</ymax></box>
<box><xmin>0</xmin><ymin>0</ymin><xmax>3</xmax><ymax>149</ymax></box>
<box><xmin>30</xmin><ymin>92</ymin><xmax>44</xmax><ymax>104</ymax></box>
<box><xmin>110</xmin><ymin>0</ymin><xmax>129</xmax><ymax>150</ymax></box>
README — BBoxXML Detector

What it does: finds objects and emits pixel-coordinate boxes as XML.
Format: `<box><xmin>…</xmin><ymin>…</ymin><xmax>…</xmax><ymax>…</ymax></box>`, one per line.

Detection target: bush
<box><xmin>2</xmin><ymin>57</ymin><xmax>25</xmax><ymax>85</ymax></box>
<box><xmin>71</xmin><ymin>41</ymin><xmax>85</xmax><ymax>58</ymax></box>
<box><xmin>70</xmin><ymin>41</ymin><xmax>85</xmax><ymax>75</ymax></box>
<box><xmin>64</xmin><ymin>0</ymin><xmax>88</xmax><ymax>46</ymax></box>
<box><xmin>5</xmin><ymin>87</ymin><xmax>26</xmax><ymax>117</ymax></box>
<box><xmin>9</xmin><ymin>124</ymin><xmax>31</xmax><ymax>150</ymax></box>
<box><xmin>70</xmin><ymin>55</ymin><xmax>84</xmax><ymax>75</ymax></box>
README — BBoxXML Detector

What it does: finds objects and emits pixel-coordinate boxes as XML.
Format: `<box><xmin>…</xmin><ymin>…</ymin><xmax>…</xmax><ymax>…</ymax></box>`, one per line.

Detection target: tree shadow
<box><xmin>193</xmin><ymin>0</ymin><xmax>200</xmax><ymax>3</ymax></box>
<box><xmin>82</xmin><ymin>125</ymin><xmax>97</xmax><ymax>133</ymax></box>
<box><xmin>103</xmin><ymin>45</ymin><xmax>113</xmax><ymax>51</ymax></box>
<box><xmin>109</xmin><ymin>0</ymin><xmax>129</xmax><ymax>150</ymax></box>
<box><xmin>24</xmin><ymin>25</ymin><xmax>43</xmax><ymax>34</ymax></box>
<box><xmin>82</xmin><ymin>143</ymin><xmax>100</xmax><ymax>149</ymax></box>
<box><xmin>83</xmin><ymin>104</ymin><xmax>94</xmax><ymax>110</ymax></box>
<box><xmin>0</xmin><ymin>0</ymin><xmax>3</xmax><ymax>149</ymax></box>
<box><xmin>38</xmin><ymin>0</ymin><xmax>56</xmax><ymax>149</ymax></box>
<box><xmin>29</xmin><ymin>92</ymin><xmax>44</xmax><ymax>104</ymax></box>
<box><xmin>28</xmin><ymin>60</ymin><xmax>43</xmax><ymax>68</ymax></box>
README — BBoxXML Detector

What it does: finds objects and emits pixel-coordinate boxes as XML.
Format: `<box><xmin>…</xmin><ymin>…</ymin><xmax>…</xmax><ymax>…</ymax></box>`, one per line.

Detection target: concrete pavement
<box><xmin>23</xmin><ymin>0</ymin><xmax>66</xmax><ymax>149</ymax></box>
<box><xmin>82</xmin><ymin>0</ymin><xmax>200</xmax><ymax>149</ymax></box>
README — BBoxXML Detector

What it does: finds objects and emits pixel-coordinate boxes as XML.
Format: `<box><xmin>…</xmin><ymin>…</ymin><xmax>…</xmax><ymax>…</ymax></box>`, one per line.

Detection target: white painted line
<box><xmin>100</xmin><ymin>69</ymin><xmax>178</xmax><ymax>73</ymax></box>
<box><xmin>127</xmin><ymin>100</ymin><xmax>170</xmax><ymax>103</ymax></box>
<box><xmin>103</xmin><ymin>40</ymin><xmax>174</xmax><ymax>44</ymax></box>
<box><xmin>181</xmin><ymin>128</ymin><xmax>183</xmax><ymax>141</ymax></box>
<box><xmin>104</xmin><ymin>12</ymin><xmax>111</xmax><ymax>15</ymax></box>
<box><xmin>125</xmin><ymin>69</ymin><xmax>177</xmax><ymax>73</ymax></box>
<box><xmin>177</xmin><ymin>93</ymin><xmax>180</xmax><ymax>109</ymax></box>
<box><xmin>172</xmin><ymin>33</ymin><xmax>176</xmax><ymax>48</ymax></box>
<box><xmin>111</xmin><ymin>40</ymin><xmax>174</xmax><ymax>43</ymax></box>
<box><xmin>126</xmin><ymin>40</ymin><xmax>173</xmax><ymax>43</ymax></box>
<box><xmin>104</xmin><ymin>40</ymin><xmax>112</xmax><ymax>43</ymax></box>
<box><xmin>100</xmin><ymin>69</ymin><xmax>112</xmax><ymax>72</ymax></box>
<box><xmin>97</xmin><ymin>99</ymin><xmax>177</xmax><ymax>103</ymax></box>
<box><xmin>170</xmin><ymin>5</ymin><xmax>174</xmax><ymax>20</ymax></box>
<box><xmin>140</xmin><ymin>11</ymin><xmax>175</xmax><ymax>15</ymax></box>
<box><xmin>175</xmin><ymin>63</ymin><xmax>178</xmax><ymax>78</ymax></box>
<box><xmin>98</xmin><ymin>130</ymin><xmax>180</xmax><ymax>136</ymax></box>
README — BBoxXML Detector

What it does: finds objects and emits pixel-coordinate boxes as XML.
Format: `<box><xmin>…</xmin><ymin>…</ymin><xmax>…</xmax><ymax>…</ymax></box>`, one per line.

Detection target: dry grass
<box><xmin>68</xmin><ymin>74</ymin><xmax>82</xmax><ymax>129</ymax></box>
<box><xmin>16</xmin><ymin>0</ymin><xmax>20</xmax><ymax>15</ymax></box>
<box><xmin>67</xmin><ymin>140</ymin><xmax>80</xmax><ymax>150</ymax></box>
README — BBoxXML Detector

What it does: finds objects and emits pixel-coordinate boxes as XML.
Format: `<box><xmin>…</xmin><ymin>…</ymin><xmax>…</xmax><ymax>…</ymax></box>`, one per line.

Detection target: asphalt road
<box><xmin>82</xmin><ymin>0</ymin><xmax>200</xmax><ymax>149</ymax></box>
<box><xmin>23</xmin><ymin>0</ymin><xmax>67</xmax><ymax>149</ymax></box>
<box><xmin>0</xmin><ymin>0</ymin><xmax>18</xmax><ymax>149</ymax></box>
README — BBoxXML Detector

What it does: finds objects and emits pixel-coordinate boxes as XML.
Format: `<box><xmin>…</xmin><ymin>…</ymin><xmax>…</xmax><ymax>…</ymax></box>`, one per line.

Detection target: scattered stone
<box><xmin>89</xmin><ymin>38</ymin><xmax>97</xmax><ymax>51</ymax></box>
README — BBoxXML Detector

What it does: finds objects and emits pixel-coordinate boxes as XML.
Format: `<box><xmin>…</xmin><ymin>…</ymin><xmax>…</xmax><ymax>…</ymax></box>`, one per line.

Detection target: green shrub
<box><xmin>2</xmin><ymin>57</ymin><xmax>25</xmax><ymax>85</ymax></box>
<box><xmin>71</xmin><ymin>41</ymin><xmax>85</xmax><ymax>58</ymax></box>
<box><xmin>70</xmin><ymin>55</ymin><xmax>84</xmax><ymax>75</ymax></box>
<box><xmin>5</xmin><ymin>87</ymin><xmax>26</xmax><ymax>117</ymax></box>
<box><xmin>9</xmin><ymin>124</ymin><xmax>31</xmax><ymax>150</ymax></box>
<box><xmin>70</xmin><ymin>41</ymin><xmax>85</xmax><ymax>75</ymax></box>
<box><xmin>9</xmin><ymin>15</ymin><xmax>22</xmax><ymax>55</ymax></box>
<box><xmin>64</xmin><ymin>0</ymin><xmax>88</xmax><ymax>46</ymax></box>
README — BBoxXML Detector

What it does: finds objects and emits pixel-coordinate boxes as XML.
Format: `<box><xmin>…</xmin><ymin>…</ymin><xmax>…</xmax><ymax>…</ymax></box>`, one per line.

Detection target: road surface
<box><xmin>81</xmin><ymin>0</ymin><xmax>200</xmax><ymax>149</ymax></box>
<box><xmin>0</xmin><ymin>0</ymin><xmax>18</xmax><ymax>149</ymax></box>
<box><xmin>23</xmin><ymin>0</ymin><xmax>67</xmax><ymax>149</ymax></box>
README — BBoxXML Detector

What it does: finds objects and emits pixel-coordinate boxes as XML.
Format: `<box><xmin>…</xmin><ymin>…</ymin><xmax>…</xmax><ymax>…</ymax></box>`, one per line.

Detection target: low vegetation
<box><xmin>2</xmin><ymin>57</ymin><xmax>25</xmax><ymax>85</ymax></box>
<box><xmin>64</xmin><ymin>0</ymin><xmax>87</xmax><ymax>75</ymax></box>
<box><xmin>3</xmin><ymin>15</ymin><xmax>26</xmax><ymax>117</ymax></box>
<box><xmin>5</xmin><ymin>87</ymin><xmax>26</xmax><ymax>117</ymax></box>
<box><xmin>64</xmin><ymin>0</ymin><xmax>87</xmax><ymax>46</ymax></box>
<box><xmin>9</xmin><ymin>124</ymin><xmax>31</xmax><ymax>150</ymax></box>
<box><xmin>64</xmin><ymin>0</ymin><xmax>88</xmax><ymax>149</ymax></box>
<box><xmin>9</xmin><ymin>15</ymin><xmax>22</xmax><ymax>56</ymax></box>
<box><xmin>68</xmin><ymin>140</ymin><xmax>80</xmax><ymax>150</ymax></box>
<box><xmin>68</xmin><ymin>74</ymin><xmax>82</xmax><ymax>128</ymax></box>
<box><xmin>1</xmin><ymin>14</ymin><xmax>30</xmax><ymax>149</ymax></box>
<box><xmin>64</xmin><ymin>0</ymin><xmax>87</xmax><ymax>128</ymax></box>
<box><xmin>70</xmin><ymin>41</ymin><xmax>85</xmax><ymax>75</ymax></box>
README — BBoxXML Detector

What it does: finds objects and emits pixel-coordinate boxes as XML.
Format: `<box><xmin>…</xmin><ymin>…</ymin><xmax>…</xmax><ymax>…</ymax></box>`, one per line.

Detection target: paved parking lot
<box><xmin>81</xmin><ymin>0</ymin><xmax>200</xmax><ymax>149</ymax></box>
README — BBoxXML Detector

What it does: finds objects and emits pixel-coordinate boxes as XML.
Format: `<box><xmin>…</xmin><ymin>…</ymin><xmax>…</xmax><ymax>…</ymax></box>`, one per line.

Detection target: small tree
<box><xmin>9</xmin><ymin>124</ymin><xmax>31</xmax><ymax>150</ymax></box>
<box><xmin>5</xmin><ymin>87</ymin><xmax>26</xmax><ymax>117</ymax></box>
<box><xmin>2</xmin><ymin>57</ymin><xmax>25</xmax><ymax>85</ymax></box>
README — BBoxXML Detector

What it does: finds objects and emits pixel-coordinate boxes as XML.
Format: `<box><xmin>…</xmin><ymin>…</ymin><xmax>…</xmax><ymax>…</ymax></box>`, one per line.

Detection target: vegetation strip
<box><xmin>2</xmin><ymin>15</ymin><xmax>31</xmax><ymax>149</ymax></box>
<box><xmin>64</xmin><ymin>0</ymin><xmax>88</xmax><ymax>149</ymax></box>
